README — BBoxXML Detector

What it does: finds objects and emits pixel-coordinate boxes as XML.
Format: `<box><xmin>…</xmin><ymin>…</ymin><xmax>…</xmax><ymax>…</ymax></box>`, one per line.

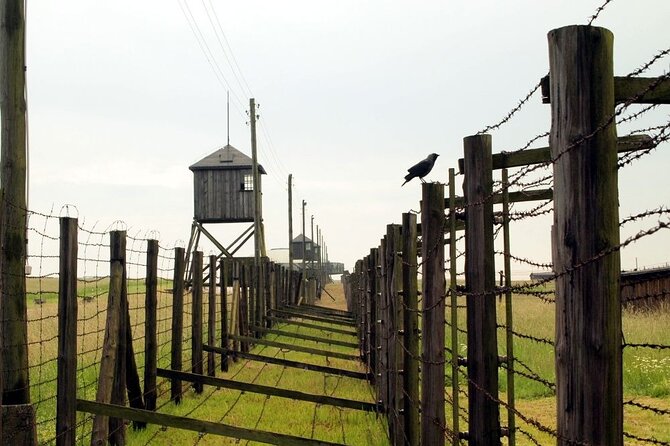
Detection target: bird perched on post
<box><xmin>401</xmin><ymin>153</ymin><xmax>440</xmax><ymax>186</ymax></box>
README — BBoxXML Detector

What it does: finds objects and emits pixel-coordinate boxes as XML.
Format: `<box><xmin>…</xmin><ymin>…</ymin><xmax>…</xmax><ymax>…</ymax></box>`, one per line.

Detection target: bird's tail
<box><xmin>401</xmin><ymin>180</ymin><xmax>408</xmax><ymax>187</ymax></box>
<box><xmin>401</xmin><ymin>173</ymin><xmax>412</xmax><ymax>187</ymax></box>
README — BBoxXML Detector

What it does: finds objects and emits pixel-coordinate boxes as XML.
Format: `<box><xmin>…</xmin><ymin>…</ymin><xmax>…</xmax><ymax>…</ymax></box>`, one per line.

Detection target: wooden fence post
<box><xmin>109</xmin><ymin>231</ymin><xmax>128</xmax><ymax>444</ymax></box>
<box><xmin>220</xmin><ymin>258</ymin><xmax>229</xmax><ymax>372</ymax></box>
<box><xmin>367</xmin><ymin>249</ymin><xmax>378</xmax><ymax>388</ymax></box>
<box><xmin>379</xmin><ymin>237</ymin><xmax>389</xmax><ymax>417</ymax></box>
<box><xmin>207</xmin><ymin>255</ymin><xmax>217</xmax><ymax>377</ymax></box>
<box><xmin>144</xmin><ymin>239</ymin><xmax>159</xmax><ymax>412</ymax></box>
<box><xmin>171</xmin><ymin>247</ymin><xmax>185</xmax><ymax>403</ymax></box>
<box><xmin>548</xmin><ymin>25</ymin><xmax>621</xmax><ymax>446</ymax></box>
<box><xmin>230</xmin><ymin>262</ymin><xmax>241</xmax><ymax>360</ymax></box>
<box><xmin>501</xmin><ymin>169</ymin><xmax>515</xmax><ymax>445</ymax></box>
<box><xmin>240</xmin><ymin>265</ymin><xmax>250</xmax><ymax>353</ymax></box>
<box><xmin>90</xmin><ymin>261</ymin><xmax>124</xmax><ymax>446</ymax></box>
<box><xmin>387</xmin><ymin>223</ymin><xmax>404</xmax><ymax>446</ymax></box>
<box><xmin>448</xmin><ymin>168</ymin><xmax>462</xmax><ymax>444</ymax></box>
<box><xmin>463</xmin><ymin>134</ymin><xmax>500</xmax><ymax>445</ymax></box>
<box><xmin>191</xmin><ymin>251</ymin><xmax>204</xmax><ymax>393</ymax></box>
<box><xmin>57</xmin><ymin>217</ymin><xmax>78</xmax><ymax>446</ymax></box>
<box><xmin>420</xmin><ymin>182</ymin><xmax>446</xmax><ymax>445</ymax></box>
<box><xmin>401</xmin><ymin>212</ymin><xmax>420</xmax><ymax>446</ymax></box>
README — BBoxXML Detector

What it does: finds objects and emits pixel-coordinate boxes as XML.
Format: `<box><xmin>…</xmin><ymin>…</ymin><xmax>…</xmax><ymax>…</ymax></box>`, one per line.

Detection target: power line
<box><xmin>205</xmin><ymin>0</ymin><xmax>255</xmax><ymax>98</ymax></box>
<box><xmin>177</xmin><ymin>0</ymin><xmax>246</xmax><ymax>117</ymax></box>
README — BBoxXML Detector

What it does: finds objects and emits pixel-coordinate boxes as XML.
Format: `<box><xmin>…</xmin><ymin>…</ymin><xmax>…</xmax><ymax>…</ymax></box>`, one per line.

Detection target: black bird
<box><xmin>401</xmin><ymin>153</ymin><xmax>440</xmax><ymax>186</ymax></box>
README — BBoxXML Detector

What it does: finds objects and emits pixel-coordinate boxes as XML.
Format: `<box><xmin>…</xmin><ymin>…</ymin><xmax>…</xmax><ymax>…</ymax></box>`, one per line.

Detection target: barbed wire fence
<box><xmin>344</xmin><ymin>17</ymin><xmax>669</xmax><ymax>446</ymax></box>
<box><xmin>15</xmin><ymin>202</ymin><xmax>384</xmax><ymax>445</ymax></box>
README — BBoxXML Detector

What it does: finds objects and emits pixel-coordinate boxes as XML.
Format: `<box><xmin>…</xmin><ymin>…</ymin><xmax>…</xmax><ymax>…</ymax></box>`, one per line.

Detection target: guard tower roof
<box><xmin>189</xmin><ymin>144</ymin><xmax>267</xmax><ymax>174</ymax></box>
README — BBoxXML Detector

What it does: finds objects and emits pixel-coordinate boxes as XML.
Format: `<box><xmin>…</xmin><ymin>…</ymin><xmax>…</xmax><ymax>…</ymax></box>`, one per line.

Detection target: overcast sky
<box><xmin>25</xmin><ymin>1</ymin><xmax>670</xmax><ymax>277</ymax></box>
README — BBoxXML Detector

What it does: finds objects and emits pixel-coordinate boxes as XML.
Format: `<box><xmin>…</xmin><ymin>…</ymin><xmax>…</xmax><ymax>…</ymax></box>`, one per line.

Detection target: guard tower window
<box><xmin>243</xmin><ymin>174</ymin><xmax>254</xmax><ymax>191</ymax></box>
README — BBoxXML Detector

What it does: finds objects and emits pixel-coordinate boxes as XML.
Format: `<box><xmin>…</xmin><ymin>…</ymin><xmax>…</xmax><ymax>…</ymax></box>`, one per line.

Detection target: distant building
<box><xmin>291</xmin><ymin>234</ymin><xmax>320</xmax><ymax>262</ymax></box>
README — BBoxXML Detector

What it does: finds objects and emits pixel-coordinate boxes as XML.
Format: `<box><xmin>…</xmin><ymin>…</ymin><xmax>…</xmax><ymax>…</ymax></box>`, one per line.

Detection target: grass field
<box><xmin>24</xmin><ymin>278</ymin><xmax>670</xmax><ymax>445</ymax></box>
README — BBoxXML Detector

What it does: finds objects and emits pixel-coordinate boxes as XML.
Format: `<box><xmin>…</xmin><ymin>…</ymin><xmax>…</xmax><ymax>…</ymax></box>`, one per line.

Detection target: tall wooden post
<box><xmin>191</xmin><ymin>251</ymin><xmax>204</xmax><ymax>393</ymax></box>
<box><xmin>171</xmin><ymin>247</ymin><xmax>185</xmax><ymax>403</ymax></box>
<box><xmin>288</xmin><ymin>174</ymin><xmax>294</xmax><ymax>299</ymax></box>
<box><xmin>463</xmin><ymin>134</ymin><xmax>500</xmax><ymax>445</ymax></box>
<box><xmin>401</xmin><ymin>213</ymin><xmax>420</xmax><ymax>446</ymax></box>
<box><xmin>501</xmin><ymin>169</ymin><xmax>515</xmax><ymax>445</ymax></box>
<box><xmin>220</xmin><ymin>259</ymin><xmax>229</xmax><ymax>372</ymax></box>
<box><xmin>548</xmin><ymin>25</ymin><xmax>621</xmax><ymax>446</ymax></box>
<box><xmin>310</xmin><ymin>215</ymin><xmax>315</xmax><ymax>302</ymax></box>
<box><xmin>387</xmin><ymin>224</ymin><xmax>404</xmax><ymax>446</ymax></box>
<box><xmin>378</xmin><ymin>238</ymin><xmax>389</xmax><ymax>419</ymax></box>
<box><xmin>448</xmin><ymin>168</ymin><xmax>462</xmax><ymax>444</ymax></box>
<box><xmin>57</xmin><ymin>218</ymin><xmax>78</xmax><ymax>446</ymax></box>
<box><xmin>301</xmin><ymin>200</ymin><xmax>307</xmax><ymax>300</ymax></box>
<box><xmin>108</xmin><ymin>232</ymin><xmax>128</xmax><ymax>444</ymax></box>
<box><xmin>249</xmin><ymin>98</ymin><xmax>264</xmax><ymax>262</ymax></box>
<box><xmin>1</xmin><ymin>0</ymin><xmax>30</xmax><ymax>415</ymax></box>
<box><xmin>207</xmin><ymin>255</ymin><xmax>216</xmax><ymax>376</ymax></box>
<box><xmin>421</xmin><ymin>182</ymin><xmax>446</xmax><ymax>445</ymax></box>
<box><xmin>367</xmin><ymin>249</ymin><xmax>378</xmax><ymax>385</ymax></box>
<box><xmin>144</xmin><ymin>240</ymin><xmax>159</xmax><ymax>411</ymax></box>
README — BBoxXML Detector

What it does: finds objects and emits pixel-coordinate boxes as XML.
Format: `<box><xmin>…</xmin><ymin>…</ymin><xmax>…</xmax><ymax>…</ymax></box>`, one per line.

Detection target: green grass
<box><xmin>25</xmin><ymin>276</ymin><xmax>670</xmax><ymax>445</ymax></box>
<box><xmin>443</xmin><ymin>282</ymin><xmax>670</xmax><ymax>445</ymax></box>
<box><xmin>27</xmin><ymin>280</ymin><xmax>388</xmax><ymax>445</ymax></box>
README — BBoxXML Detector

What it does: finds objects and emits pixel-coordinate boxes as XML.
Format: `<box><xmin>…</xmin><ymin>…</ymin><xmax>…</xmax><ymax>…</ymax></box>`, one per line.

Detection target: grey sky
<box><xmin>26</xmin><ymin>1</ymin><xmax>670</xmax><ymax>276</ymax></box>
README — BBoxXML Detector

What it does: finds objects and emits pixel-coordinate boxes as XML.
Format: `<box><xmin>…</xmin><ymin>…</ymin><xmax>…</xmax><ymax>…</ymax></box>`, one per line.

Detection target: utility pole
<box><xmin>317</xmin><ymin>226</ymin><xmax>321</xmax><ymax>297</ymax></box>
<box><xmin>249</xmin><ymin>97</ymin><xmax>264</xmax><ymax>265</ymax></box>
<box><xmin>310</xmin><ymin>215</ymin><xmax>315</xmax><ymax>301</ymax></box>
<box><xmin>301</xmin><ymin>200</ymin><xmax>306</xmax><ymax>300</ymax></box>
<box><xmin>287</xmin><ymin>174</ymin><xmax>293</xmax><ymax>299</ymax></box>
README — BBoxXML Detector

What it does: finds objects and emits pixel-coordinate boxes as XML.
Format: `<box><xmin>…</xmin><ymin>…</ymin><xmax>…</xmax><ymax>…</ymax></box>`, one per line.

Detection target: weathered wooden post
<box><xmin>220</xmin><ymin>258</ymin><xmax>229</xmax><ymax>372</ymax></box>
<box><xmin>1</xmin><ymin>6</ymin><xmax>34</xmax><ymax>443</ymax></box>
<box><xmin>367</xmin><ymin>249</ymin><xmax>378</xmax><ymax>387</ymax></box>
<box><xmin>144</xmin><ymin>239</ymin><xmax>159</xmax><ymax>411</ymax></box>
<box><xmin>191</xmin><ymin>251</ymin><xmax>204</xmax><ymax>393</ymax></box>
<box><xmin>90</xmin><ymin>261</ymin><xmax>124</xmax><ymax>446</ymax></box>
<box><xmin>109</xmin><ymin>231</ymin><xmax>128</xmax><ymax>444</ymax></box>
<box><xmin>448</xmin><ymin>168</ymin><xmax>462</xmax><ymax>444</ymax></box>
<box><xmin>207</xmin><ymin>255</ymin><xmax>217</xmax><ymax>376</ymax></box>
<box><xmin>230</xmin><ymin>261</ymin><xmax>241</xmax><ymax>360</ymax></box>
<box><xmin>401</xmin><ymin>213</ymin><xmax>420</xmax><ymax>446</ymax></box>
<box><xmin>171</xmin><ymin>247</ymin><xmax>185</xmax><ymax>403</ymax></box>
<box><xmin>463</xmin><ymin>134</ymin><xmax>500</xmax><ymax>445</ymax></box>
<box><xmin>240</xmin><ymin>265</ymin><xmax>249</xmax><ymax>352</ymax></box>
<box><xmin>501</xmin><ymin>169</ymin><xmax>515</xmax><ymax>445</ymax></box>
<box><xmin>378</xmin><ymin>237</ymin><xmax>389</xmax><ymax>416</ymax></box>
<box><xmin>57</xmin><ymin>217</ymin><xmax>78</xmax><ymax>446</ymax></box>
<box><xmin>548</xmin><ymin>25</ymin><xmax>621</xmax><ymax>446</ymax></box>
<box><xmin>421</xmin><ymin>182</ymin><xmax>446</xmax><ymax>445</ymax></box>
<box><xmin>387</xmin><ymin>224</ymin><xmax>404</xmax><ymax>445</ymax></box>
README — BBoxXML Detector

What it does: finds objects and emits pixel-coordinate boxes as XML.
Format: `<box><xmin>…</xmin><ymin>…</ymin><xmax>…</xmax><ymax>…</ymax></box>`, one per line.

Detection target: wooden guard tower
<box><xmin>185</xmin><ymin>144</ymin><xmax>266</xmax><ymax>281</ymax></box>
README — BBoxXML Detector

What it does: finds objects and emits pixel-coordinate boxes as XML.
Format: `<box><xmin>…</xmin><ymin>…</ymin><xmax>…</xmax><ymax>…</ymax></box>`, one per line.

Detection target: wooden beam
<box><xmin>265</xmin><ymin>317</ymin><xmax>357</xmax><ymax>337</ymax></box>
<box><xmin>250</xmin><ymin>326</ymin><xmax>359</xmax><ymax>348</ymax></box>
<box><xmin>457</xmin><ymin>134</ymin><xmax>652</xmax><ymax>173</ymax></box>
<box><xmin>77</xmin><ymin>400</ymin><xmax>345</xmax><ymax>446</ymax></box>
<box><xmin>228</xmin><ymin>335</ymin><xmax>359</xmax><ymax>361</ymax></box>
<box><xmin>269</xmin><ymin>309</ymin><xmax>357</xmax><ymax>327</ymax></box>
<box><xmin>446</xmin><ymin>188</ymin><xmax>554</xmax><ymax>209</ymax></box>
<box><xmin>203</xmin><ymin>345</ymin><xmax>370</xmax><ymax>380</ymax></box>
<box><xmin>542</xmin><ymin>74</ymin><xmax>670</xmax><ymax>104</ymax></box>
<box><xmin>155</xmin><ymin>369</ymin><xmax>379</xmax><ymax>412</ymax></box>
